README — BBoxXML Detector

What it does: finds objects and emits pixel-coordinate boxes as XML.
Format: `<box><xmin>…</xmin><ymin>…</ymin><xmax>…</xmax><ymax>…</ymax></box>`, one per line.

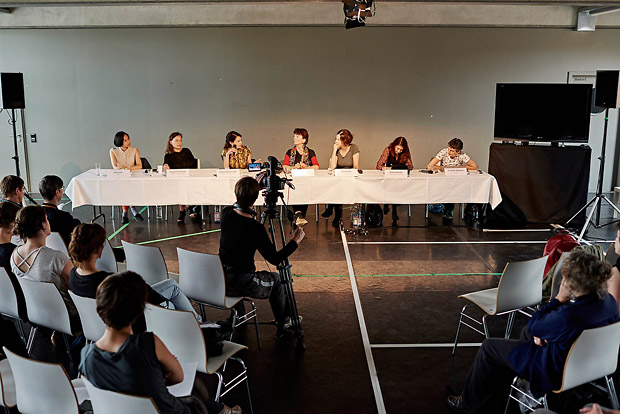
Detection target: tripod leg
<box><xmin>601</xmin><ymin>195</ymin><xmax>620</xmax><ymax>216</ymax></box>
<box><xmin>566</xmin><ymin>194</ymin><xmax>597</xmax><ymax>226</ymax></box>
<box><xmin>578</xmin><ymin>196</ymin><xmax>601</xmax><ymax>241</ymax></box>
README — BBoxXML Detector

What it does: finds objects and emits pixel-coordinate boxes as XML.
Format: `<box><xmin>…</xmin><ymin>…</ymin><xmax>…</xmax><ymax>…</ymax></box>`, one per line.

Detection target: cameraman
<box><xmin>219</xmin><ymin>176</ymin><xmax>305</xmax><ymax>334</ymax></box>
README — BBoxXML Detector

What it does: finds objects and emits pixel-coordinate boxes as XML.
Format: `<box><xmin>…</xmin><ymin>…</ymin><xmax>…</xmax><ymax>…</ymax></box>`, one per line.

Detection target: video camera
<box><xmin>255</xmin><ymin>156</ymin><xmax>294</xmax><ymax>207</ymax></box>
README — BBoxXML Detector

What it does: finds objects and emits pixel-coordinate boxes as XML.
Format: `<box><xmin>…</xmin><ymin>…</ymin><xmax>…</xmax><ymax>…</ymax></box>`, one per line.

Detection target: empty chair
<box><xmin>122</xmin><ymin>240</ymin><xmax>170</xmax><ymax>286</ymax></box>
<box><xmin>82</xmin><ymin>377</ymin><xmax>159</xmax><ymax>414</ymax></box>
<box><xmin>3</xmin><ymin>347</ymin><xmax>79</xmax><ymax>414</ymax></box>
<box><xmin>96</xmin><ymin>239</ymin><xmax>118</xmax><ymax>273</ymax></box>
<box><xmin>505</xmin><ymin>322</ymin><xmax>620</xmax><ymax>412</ymax></box>
<box><xmin>0</xmin><ymin>268</ymin><xmax>27</xmax><ymax>343</ymax></box>
<box><xmin>177</xmin><ymin>247</ymin><xmax>261</xmax><ymax>350</ymax></box>
<box><xmin>0</xmin><ymin>358</ymin><xmax>16</xmax><ymax>414</ymax></box>
<box><xmin>17</xmin><ymin>278</ymin><xmax>78</xmax><ymax>359</ymax></box>
<box><xmin>453</xmin><ymin>256</ymin><xmax>547</xmax><ymax>355</ymax></box>
<box><xmin>144</xmin><ymin>304</ymin><xmax>253</xmax><ymax>412</ymax></box>
<box><xmin>45</xmin><ymin>232</ymin><xmax>68</xmax><ymax>254</ymax></box>
<box><xmin>68</xmin><ymin>291</ymin><xmax>105</xmax><ymax>343</ymax></box>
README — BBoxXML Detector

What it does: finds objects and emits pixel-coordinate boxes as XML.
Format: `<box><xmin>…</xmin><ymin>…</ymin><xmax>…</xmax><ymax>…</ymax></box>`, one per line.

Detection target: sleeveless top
<box><xmin>110</xmin><ymin>146</ymin><xmax>140</xmax><ymax>169</ymax></box>
<box><xmin>80</xmin><ymin>332</ymin><xmax>190</xmax><ymax>414</ymax></box>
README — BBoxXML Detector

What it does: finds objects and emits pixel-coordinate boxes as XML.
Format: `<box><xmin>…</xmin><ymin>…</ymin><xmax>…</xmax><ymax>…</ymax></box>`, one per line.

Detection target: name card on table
<box><xmin>444</xmin><ymin>168</ymin><xmax>468</xmax><ymax>177</ymax></box>
<box><xmin>216</xmin><ymin>169</ymin><xmax>241</xmax><ymax>178</ymax></box>
<box><xmin>291</xmin><ymin>169</ymin><xmax>315</xmax><ymax>177</ymax></box>
<box><xmin>167</xmin><ymin>169</ymin><xmax>190</xmax><ymax>177</ymax></box>
<box><xmin>384</xmin><ymin>169</ymin><xmax>408</xmax><ymax>179</ymax></box>
<box><xmin>334</xmin><ymin>168</ymin><xmax>358</xmax><ymax>177</ymax></box>
<box><xmin>110</xmin><ymin>169</ymin><xmax>131</xmax><ymax>178</ymax></box>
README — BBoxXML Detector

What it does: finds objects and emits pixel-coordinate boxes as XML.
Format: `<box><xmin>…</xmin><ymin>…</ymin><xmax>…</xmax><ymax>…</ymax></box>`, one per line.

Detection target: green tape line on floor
<box><xmin>112</xmin><ymin>228</ymin><xmax>221</xmax><ymax>248</ymax></box>
<box><xmin>292</xmin><ymin>273</ymin><xmax>502</xmax><ymax>278</ymax></box>
<box><xmin>107</xmin><ymin>206</ymin><xmax>148</xmax><ymax>240</ymax></box>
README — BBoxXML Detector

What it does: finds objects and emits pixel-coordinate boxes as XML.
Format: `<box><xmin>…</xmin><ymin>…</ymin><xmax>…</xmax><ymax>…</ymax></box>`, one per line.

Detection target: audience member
<box><xmin>79</xmin><ymin>271</ymin><xmax>240</xmax><ymax>414</ymax></box>
<box><xmin>109</xmin><ymin>131</ymin><xmax>144</xmax><ymax>224</ymax></box>
<box><xmin>322</xmin><ymin>129</ymin><xmax>360</xmax><ymax>227</ymax></box>
<box><xmin>39</xmin><ymin>175</ymin><xmax>81</xmax><ymax>247</ymax></box>
<box><xmin>0</xmin><ymin>201</ymin><xmax>20</xmax><ymax>267</ymax></box>
<box><xmin>0</xmin><ymin>175</ymin><xmax>25</xmax><ymax>207</ymax></box>
<box><xmin>219</xmin><ymin>177</ymin><xmax>304</xmax><ymax>335</ymax></box>
<box><xmin>282</xmin><ymin>128</ymin><xmax>319</xmax><ymax>218</ymax></box>
<box><xmin>375</xmin><ymin>136</ymin><xmax>413</xmax><ymax>226</ymax></box>
<box><xmin>447</xmin><ymin>250</ymin><xmax>619</xmax><ymax>414</ymax></box>
<box><xmin>427</xmin><ymin>138</ymin><xmax>478</xmax><ymax>219</ymax></box>
<box><xmin>68</xmin><ymin>223</ymin><xmax>201</xmax><ymax>322</ymax></box>
<box><xmin>163</xmin><ymin>132</ymin><xmax>200</xmax><ymax>224</ymax></box>
<box><xmin>222</xmin><ymin>131</ymin><xmax>252</xmax><ymax>169</ymax></box>
<box><xmin>608</xmin><ymin>221</ymin><xmax>620</xmax><ymax>314</ymax></box>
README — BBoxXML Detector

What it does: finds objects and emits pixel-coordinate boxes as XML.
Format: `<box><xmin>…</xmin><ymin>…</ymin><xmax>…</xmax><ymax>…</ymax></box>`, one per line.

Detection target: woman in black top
<box><xmin>375</xmin><ymin>137</ymin><xmax>414</xmax><ymax>226</ymax></box>
<box><xmin>163</xmin><ymin>132</ymin><xmax>200</xmax><ymax>224</ymax></box>
<box><xmin>79</xmin><ymin>271</ymin><xmax>240</xmax><ymax>414</ymax></box>
<box><xmin>282</xmin><ymin>128</ymin><xmax>319</xmax><ymax>218</ymax></box>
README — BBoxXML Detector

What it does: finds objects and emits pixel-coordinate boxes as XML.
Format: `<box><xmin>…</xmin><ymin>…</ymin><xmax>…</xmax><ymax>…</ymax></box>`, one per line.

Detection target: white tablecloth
<box><xmin>66</xmin><ymin>169</ymin><xmax>502</xmax><ymax>209</ymax></box>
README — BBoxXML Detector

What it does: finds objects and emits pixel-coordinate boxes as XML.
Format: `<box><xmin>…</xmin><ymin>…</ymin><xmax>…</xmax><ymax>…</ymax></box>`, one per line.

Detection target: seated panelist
<box><xmin>427</xmin><ymin>137</ymin><xmax>478</xmax><ymax>171</ymax></box>
<box><xmin>376</xmin><ymin>137</ymin><xmax>413</xmax><ymax>227</ymax></box>
<box><xmin>163</xmin><ymin>132</ymin><xmax>200</xmax><ymax>224</ymax></box>
<box><xmin>222</xmin><ymin>131</ymin><xmax>252</xmax><ymax>169</ymax></box>
<box><xmin>109</xmin><ymin>131</ymin><xmax>144</xmax><ymax>224</ymax></box>
<box><xmin>282</xmin><ymin>128</ymin><xmax>319</xmax><ymax>219</ymax></box>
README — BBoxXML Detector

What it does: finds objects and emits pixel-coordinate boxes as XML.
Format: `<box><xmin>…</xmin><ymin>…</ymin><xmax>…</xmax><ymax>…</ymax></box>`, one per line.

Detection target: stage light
<box><xmin>342</xmin><ymin>0</ymin><xmax>375</xmax><ymax>29</ymax></box>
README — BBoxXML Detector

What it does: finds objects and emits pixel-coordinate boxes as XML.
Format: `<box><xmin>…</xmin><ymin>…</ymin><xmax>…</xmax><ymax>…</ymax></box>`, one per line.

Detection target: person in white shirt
<box><xmin>109</xmin><ymin>131</ymin><xmax>144</xmax><ymax>224</ymax></box>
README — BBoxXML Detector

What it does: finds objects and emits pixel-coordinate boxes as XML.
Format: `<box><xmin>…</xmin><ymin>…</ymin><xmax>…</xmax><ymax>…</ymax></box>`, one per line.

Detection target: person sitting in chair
<box><xmin>447</xmin><ymin>250</ymin><xmax>619</xmax><ymax>414</ymax></box>
<box><xmin>40</xmin><ymin>175</ymin><xmax>81</xmax><ymax>247</ymax></box>
<box><xmin>0</xmin><ymin>175</ymin><xmax>25</xmax><ymax>207</ymax></box>
<box><xmin>219</xmin><ymin>177</ymin><xmax>305</xmax><ymax>335</ymax></box>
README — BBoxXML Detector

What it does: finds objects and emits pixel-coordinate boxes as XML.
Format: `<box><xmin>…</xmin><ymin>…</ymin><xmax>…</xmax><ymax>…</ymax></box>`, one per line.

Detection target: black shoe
<box><xmin>383</xmin><ymin>205</ymin><xmax>390</xmax><ymax>215</ymax></box>
<box><xmin>447</xmin><ymin>395</ymin><xmax>468</xmax><ymax>413</ymax></box>
<box><xmin>332</xmin><ymin>215</ymin><xmax>342</xmax><ymax>228</ymax></box>
<box><xmin>131</xmin><ymin>207</ymin><xmax>144</xmax><ymax>222</ymax></box>
<box><xmin>189</xmin><ymin>213</ymin><xmax>201</xmax><ymax>223</ymax></box>
<box><xmin>321</xmin><ymin>208</ymin><xmax>333</xmax><ymax>218</ymax></box>
<box><xmin>392</xmin><ymin>220</ymin><xmax>399</xmax><ymax>227</ymax></box>
<box><xmin>121</xmin><ymin>214</ymin><xmax>129</xmax><ymax>225</ymax></box>
<box><xmin>177</xmin><ymin>210</ymin><xmax>186</xmax><ymax>225</ymax></box>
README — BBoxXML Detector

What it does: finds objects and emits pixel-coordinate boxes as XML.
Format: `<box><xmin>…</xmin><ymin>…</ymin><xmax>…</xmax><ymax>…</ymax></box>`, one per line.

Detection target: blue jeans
<box><xmin>152</xmin><ymin>279</ymin><xmax>202</xmax><ymax>322</ymax></box>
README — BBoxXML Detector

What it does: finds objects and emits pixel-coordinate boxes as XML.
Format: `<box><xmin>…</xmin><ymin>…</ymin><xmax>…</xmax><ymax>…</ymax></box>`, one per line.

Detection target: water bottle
<box><xmin>156</xmin><ymin>206</ymin><xmax>163</xmax><ymax>220</ymax></box>
<box><xmin>351</xmin><ymin>204</ymin><xmax>362</xmax><ymax>228</ymax></box>
<box><xmin>214</xmin><ymin>206</ymin><xmax>221</xmax><ymax>223</ymax></box>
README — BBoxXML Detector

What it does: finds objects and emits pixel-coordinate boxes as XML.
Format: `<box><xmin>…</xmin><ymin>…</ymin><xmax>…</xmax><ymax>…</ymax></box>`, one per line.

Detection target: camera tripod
<box><xmin>260</xmin><ymin>194</ymin><xmax>305</xmax><ymax>350</ymax></box>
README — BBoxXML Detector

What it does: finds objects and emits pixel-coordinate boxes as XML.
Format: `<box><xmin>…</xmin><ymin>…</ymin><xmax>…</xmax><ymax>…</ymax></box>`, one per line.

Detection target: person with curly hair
<box><xmin>447</xmin><ymin>250</ymin><xmax>619</xmax><ymax>414</ymax></box>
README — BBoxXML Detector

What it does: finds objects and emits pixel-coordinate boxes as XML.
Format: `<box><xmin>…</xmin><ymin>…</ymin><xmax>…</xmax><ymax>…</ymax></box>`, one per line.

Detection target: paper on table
<box><xmin>167</xmin><ymin>362</ymin><xmax>198</xmax><ymax>398</ymax></box>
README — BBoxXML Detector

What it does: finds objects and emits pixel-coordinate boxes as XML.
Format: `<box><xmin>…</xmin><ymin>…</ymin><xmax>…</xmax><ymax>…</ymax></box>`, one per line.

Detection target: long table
<box><xmin>66</xmin><ymin>169</ymin><xmax>502</xmax><ymax>209</ymax></box>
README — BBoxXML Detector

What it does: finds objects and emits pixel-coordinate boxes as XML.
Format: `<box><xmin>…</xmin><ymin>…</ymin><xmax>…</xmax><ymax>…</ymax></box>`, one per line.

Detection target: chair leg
<box><xmin>26</xmin><ymin>326</ymin><xmax>37</xmax><ymax>354</ymax></box>
<box><xmin>504</xmin><ymin>378</ymin><xmax>517</xmax><ymax>414</ymax></box>
<box><xmin>242</xmin><ymin>298</ymin><xmax>261</xmax><ymax>351</ymax></box>
<box><xmin>14</xmin><ymin>318</ymin><xmax>26</xmax><ymax>344</ymax></box>
<box><xmin>214</xmin><ymin>371</ymin><xmax>224</xmax><ymax>401</ymax></box>
<box><xmin>607</xmin><ymin>376</ymin><xmax>620</xmax><ymax>410</ymax></box>
<box><xmin>452</xmin><ymin>304</ymin><xmax>467</xmax><ymax>355</ymax></box>
<box><xmin>482</xmin><ymin>314</ymin><xmax>490</xmax><ymax>338</ymax></box>
<box><xmin>505</xmin><ymin>312</ymin><xmax>516</xmax><ymax>339</ymax></box>
<box><xmin>63</xmin><ymin>333</ymin><xmax>74</xmax><ymax>366</ymax></box>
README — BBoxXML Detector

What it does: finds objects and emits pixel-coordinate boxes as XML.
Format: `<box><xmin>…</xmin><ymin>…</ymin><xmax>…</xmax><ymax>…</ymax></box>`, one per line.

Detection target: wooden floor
<box><xmin>28</xmin><ymin>200</ymin><xmax>620</xmax><ymax>413</ymax></box>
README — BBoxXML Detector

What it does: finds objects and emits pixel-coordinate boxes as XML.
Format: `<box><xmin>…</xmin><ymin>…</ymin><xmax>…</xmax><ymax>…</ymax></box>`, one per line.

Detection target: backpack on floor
<box><xmin>365</xmin><ymin>204</ymin><xmax>383</xmax><ymax>227</ymax></box>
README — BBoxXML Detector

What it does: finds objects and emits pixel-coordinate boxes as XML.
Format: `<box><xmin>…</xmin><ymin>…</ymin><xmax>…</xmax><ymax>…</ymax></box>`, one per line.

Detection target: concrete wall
<box><xmin>1</xmin><ymin>26</ymin><xmax>620</xmax><ymax>192</ymax></box>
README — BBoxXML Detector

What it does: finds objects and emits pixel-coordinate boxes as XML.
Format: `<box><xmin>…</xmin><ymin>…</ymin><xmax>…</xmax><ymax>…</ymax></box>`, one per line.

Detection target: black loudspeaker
<box><xmin>595</xmin><ymin>70</ymin><xmax>620</xmax><ymax>109</ymax></box>
<box><xmin>0</xmin><ymin>73</ymin><xmax>25</xmax><ymax>109</ymax></box>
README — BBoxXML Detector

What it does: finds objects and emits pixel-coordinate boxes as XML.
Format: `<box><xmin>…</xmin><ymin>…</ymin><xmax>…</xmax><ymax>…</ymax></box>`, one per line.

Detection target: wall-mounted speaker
<box><xmin>0</xmin><ymin>73</ymin><xmax>25</xmax><ymax>109</ymax></box>
<box><xmin>595</xmin><ymin>70</ymin><xmax>620</xmax><ymax>109</ymax></box>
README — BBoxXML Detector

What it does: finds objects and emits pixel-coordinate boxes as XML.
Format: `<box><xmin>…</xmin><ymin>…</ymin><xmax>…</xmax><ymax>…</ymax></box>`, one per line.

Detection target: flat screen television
<box><xmin>493</xmin><ymin>83</ymin><xmax>592</xmax><ymax>143</ymax></box>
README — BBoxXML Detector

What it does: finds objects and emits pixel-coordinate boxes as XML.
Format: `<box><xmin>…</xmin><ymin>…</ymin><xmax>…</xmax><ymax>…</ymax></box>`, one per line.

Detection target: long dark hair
<box><xmin>223</xmin><ymin>131</ymin><xmax>242</xmax><ymax>151</ymax></box>
<box><xmin>389</xmin><ymin>137</ymin><xmax>411</xmax><ymax>163</ymax></box>
<box><xmin>166</xmin><ymin>132</ymin><xmax>182</xmax><ymax>155</ymax></box>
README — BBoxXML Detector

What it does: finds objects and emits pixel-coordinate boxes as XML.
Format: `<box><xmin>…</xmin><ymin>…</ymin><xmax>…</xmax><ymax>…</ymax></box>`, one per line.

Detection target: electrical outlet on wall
<box><xmin>30</xmin><ymin>133</ymin><xmax>37</xmax><ymax>143</ymax></box>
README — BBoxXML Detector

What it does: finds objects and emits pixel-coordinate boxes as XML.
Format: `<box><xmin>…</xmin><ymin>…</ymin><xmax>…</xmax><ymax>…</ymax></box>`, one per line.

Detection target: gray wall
<box><xmin>1</xmin><ymin>27</ymin><xmax>620</xmax><ymax>193</ymax></box>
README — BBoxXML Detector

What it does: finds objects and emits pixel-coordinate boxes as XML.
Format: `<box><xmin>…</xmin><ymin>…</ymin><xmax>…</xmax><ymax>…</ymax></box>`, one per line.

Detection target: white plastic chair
<box><xmin>177</xmin><ymin>247</ymin><xmax>261</xmax><ymax>350</ymax></box>
<box><xmin>143</xmin><ymin>305</ymin><xmax>253</xmax><ymax>412</ymax></box>
<box><xmin>96</xmin><ymin>239</ymin><xmax>118</xmax><ymax>273</ymax></box>
<box><xmin>505</xmin><ymin>322</ymin><xmax>620</xmax><ymax>412</ymax></box>
<box><xmin>68</xmin><ymin>291</ymin><xmax>105</xmax><ymax>343</ymax></box>
<box><xmin>82</xmin><ymin>377</ymin><xmax>159</xmax><ymax>414</ymax></box>
<box><xmin>122</xmin><ymin>241</ymin><xmax>170</xmax><ymax>286</ymax></box>
<box><xmin>3</xmin><ymin>346</ymin><xmax>79</xmax><ymax>414</ymax></box>
<box><xmin>453</xmin><ymin>256</ymin><xmax>547</xmax><ymax>354</ymax></box>
<box><xmin>0</xmin><ymin>268</ymin><xmax>27</xmax><ymax>343</ymax></box>
<box><xmin>0</xmin><ymin>358</ymin><xmax>16</xmax><ymax>413</ymax></box>
<box><xmin>16</xmin><ymin>278</ymin><xmax>77</xmax><ymax>361</ymax></box>
<box><xmin>46</xmin><ymin>232</ymin><xmax>68</xmax><ymax>254</ymax></box>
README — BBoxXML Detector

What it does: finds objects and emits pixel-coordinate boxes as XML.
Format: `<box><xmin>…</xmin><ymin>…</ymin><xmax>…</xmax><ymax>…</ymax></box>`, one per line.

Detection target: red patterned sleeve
<box><xmin>376</xmin><ymin>147</ymin><xmax>389</xmax><ymax>170</ymax></box>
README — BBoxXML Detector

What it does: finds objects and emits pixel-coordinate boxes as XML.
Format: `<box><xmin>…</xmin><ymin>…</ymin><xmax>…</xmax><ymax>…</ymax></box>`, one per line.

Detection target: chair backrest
<box><xmin>177</xmin><ymin>248</ymin><xmax>227</xmax><ymax>307</ymax></box>
<box><xmin>606</xmin><ymin>242</ymin><xmax>619</xmax><ymax>266</ymax></box>
<box><xmin>496</xmin><ymin>256</ymin><xmax>547</xmax><ymax>313</ymax></box>
<box><xmin>556</xmin><ymin>321</ymin><xmax>620</xmax><ymax>392</ymax></box>
<box><xmin>122</xmin><ymin>241</ymin><xmax>169</xmax><ymax>286</ymax></box>
<box><xmin>550</xmin><ymin>252</ymin><xmax>569</xmax><ymax>299</ymax></box>
<box><xmin>143</xmin><ymin>304</ymin><xmax>207</xmax><ymax>373</ymax></box>
<box><xmin>68</xmin><ymin>291</ymin><xmax>105</xmax><ymax>342</ymax></box>
<box><xmin>96</xmin><ymin>239</ymin><xmax>118</xmax><ymax>273</ymax></box>
<box><xmin>3</xmin><ymin>347</ymin><xmax>79</xmax><ymax>414</ymax></box>
<box><xmin>17</xmin><ymin>278</ymin><xmax>73</xmax><ymax>335</ymax></box>
<box><xmin>0</xmin><ymin>267</ymin><xmax>26</xmax><ymax>320</ymax></box>
<box><xmin>46</xmin><ymin>232</ymin><xmax>68</xmax><ymax>254</ymax></box>
<box><xmin>140</xmin><ymin>157</ymin><xmax>152</xmax><ymax>170</ymax></box>
<box><xmin>82</xmin><ymin>377</ymin><xmax>160</xmax><ymax>414</ymax></box>
<box><xmin>0</xmin><ymin>358</ymin><xmax>16</xmax><ymax>409</ymax></box>
<box><xmin>196</xmin><ymin>158</ymin><xmax>201</xmax><ymax>169</ymax></box>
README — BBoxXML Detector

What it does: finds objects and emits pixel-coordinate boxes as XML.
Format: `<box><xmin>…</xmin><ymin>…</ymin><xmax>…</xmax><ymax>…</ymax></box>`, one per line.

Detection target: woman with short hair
<box><xmin>109</xmin><ymin>131</ymin><xmax>144</xmax><ymax>224</ymax></box>
<box><xmin>282</xmin><ymin>128</ymin><xmax>319</xmax><ymax>218</ymax></box>
<box><xmin>322</xmin><ymin>129</ymin><xmax>360</xmax><ymax>227</ymax></box>
<box><xmin>163</xmin><ymin>132</ymin><xmax>200</xmax><ymax>224</ymax></box>
<box><xmin>79</xmin><ymin>271</ymin><xmax>240</xmax><ymax>414</ymax></box>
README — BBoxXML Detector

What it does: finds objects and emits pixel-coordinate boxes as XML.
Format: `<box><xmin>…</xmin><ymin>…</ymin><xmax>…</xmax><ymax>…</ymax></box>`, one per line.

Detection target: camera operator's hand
<box><xmin>292</xmin><ymin>226</ymin><xmax>305</xmax><ymax>244</ymax></box>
